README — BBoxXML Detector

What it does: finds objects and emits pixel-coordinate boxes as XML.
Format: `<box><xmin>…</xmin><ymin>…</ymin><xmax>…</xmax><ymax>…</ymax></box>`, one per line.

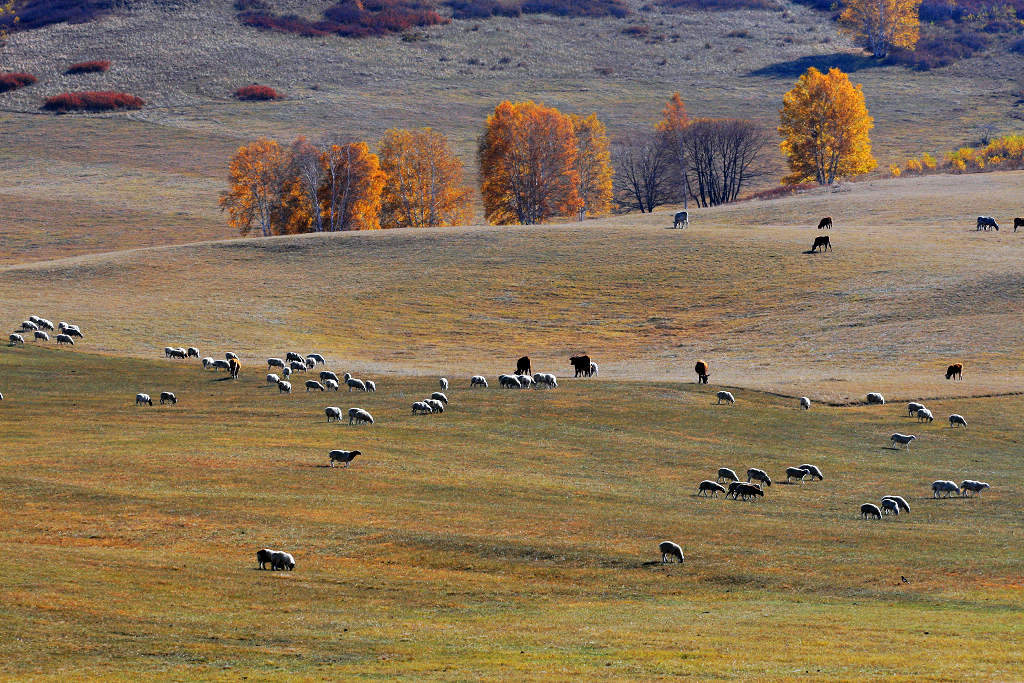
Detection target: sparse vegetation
<box><xmin>41</xmin><ymin>91</ymin><xmax>144</xmax><ymax>112</ymax></box>
<box><xmin>0</xmin><ymin>0</ymin><xmax>113</xmax><ymax>33</ymax></box>
<box><xmin>0</xmin><ymin>71</ymin><xmax>36</xmax><ymax>93</ymax></box>
<box><xmin>65</xmin><ymin>59</ymin><xmax>110</xmax><ymax>74</ymax></box>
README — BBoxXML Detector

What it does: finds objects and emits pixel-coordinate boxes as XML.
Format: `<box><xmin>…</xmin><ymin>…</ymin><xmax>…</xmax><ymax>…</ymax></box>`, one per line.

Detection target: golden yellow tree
<box><xmin>840</xmin><ymin>0</ymin><xmax>920</xmax><ymax>58</ymax></box>
<box><xmin>478</xmin><ymin>100</ymin><xmax>580</xmax><ymax>225</ymax></box>
<box><xmin>778</xmin><ymin>67</ymin><xmax>877</xmax><ymax>185</ymax></box>
<box><xmin>0</xmin><ymin>0</ymin><xmax>17</xmax><ymax>44</ymax></box>
<box><xmin>220</xmin><ymin>138</ymin><xmax>290</xmax><ymax>236</ymax></box>
<box><xmin>320</xmin><ymin>141</ymin><xmax>385</xmax><ymax>231</ymax></box>
<box><xmin>569</xmin><ymin>114</ymin><xmax>613</xmax><ymax>221</ymax></box>
<box><xmin>655</xmin><ymin>92</ymin><xmax>692</xmax><ymax>209</ymax></box>
<box><xmin>379</xmin><ymin>128</ymin><xmax>472</xmax><ymax>229</ymax></box>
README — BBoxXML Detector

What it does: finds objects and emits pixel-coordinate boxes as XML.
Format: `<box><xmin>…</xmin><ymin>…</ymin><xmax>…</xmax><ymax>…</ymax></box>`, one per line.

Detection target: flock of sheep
<box><xmin>9</xmin><ymin>316</ymin><xmax>83</xmax><ymax>347</ymax></box>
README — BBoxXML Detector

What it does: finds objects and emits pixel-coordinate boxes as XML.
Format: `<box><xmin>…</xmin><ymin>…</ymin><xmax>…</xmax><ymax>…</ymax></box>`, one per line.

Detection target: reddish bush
<box><xmin>0</xmin><ymin>72</ymin><xmax>38</xmax><ymax>93</ymax></box>
<box><xmin>66</xmin><ymin>60</ymin><xmax>111</xmax><ymax>74</ymax></box>
<box><xmin>234</xmin><ymin>85</ymin><xmax>283</xmax><ymax>101</ymax></box>
<box><xmin>42</xmin><ymin>91</ymin><xmax>144</xmax><ymax>113</ymax></box>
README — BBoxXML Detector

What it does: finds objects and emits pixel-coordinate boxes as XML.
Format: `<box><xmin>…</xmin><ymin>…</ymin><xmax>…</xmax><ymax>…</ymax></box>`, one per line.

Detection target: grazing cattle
<box><xmin>659</xmin><ymin>541</ymin><xmax>684</xmax><ymax>563</ymax></box>
<box><xmin>811</xmin><ymin>235</ymin><xmax>831</xmax><ymax>253</ymax></box>
<box><xmin>694</xmin><ymin>360</ymin><xmax>709</xmax><ymax>384</ymax></box>
<box><xmin>159</xmin><ymin>391</ymin><xmax>177</xmax><ymax>405</ymax></box>
<box><xmin>570</xmin><ymin>355</ymin><xmax>592</xmax><ymax>378</ymax></box>
<box><xmin>817</xmin><ymin>216</ymin><xmax>832</xmax><ymax>230</ymax></box>
<box><xmin>1014</xmin><ymin>217</ymin><xmax>1023</xmax><ymax>232</ymax></box>
<box><xmin>785</xmin><ymin>466</ymin><xmax>808</xmax><ymax>483</ymax></box>
<box><xmin>945</xmin><ymin>363</ymin><xmax>963</xmax><ymax>381</ymax></box>
<box><xmin>515</xmin><ymin>356</ymin><xmax>531</xmax><ymax>376</ymax></box>
<box><xmin>229</xmin><ymin>358</ymin><xmax>240</xmax><ymax>379</ymax></box>
<box><xmin>698</xmin><ymin>480</ymin><xmax>727</xmax><ymax>497</ymax></box>
<box><xmin>673</xmin><ymin>211</ymin><xmax>688</xmax><ymax>229</ymax></box>
<box><xmin>976</xmin><ymin>216</ymin><xmax>999</xmax><ymax>231</ymax></box>
<box><xmin>860</xmin><ymin>503</ymin><xmax>882</xmax><ymax>519</ymax></box>
<box><xmin>328</xmin><ymin>449</ymin><xmax>361</xmax><ymax>467</ymax></box>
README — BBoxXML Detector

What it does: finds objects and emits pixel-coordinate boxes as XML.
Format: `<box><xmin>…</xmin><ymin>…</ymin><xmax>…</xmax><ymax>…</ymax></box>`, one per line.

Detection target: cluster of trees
<box><xmin>840</xmin><ymin>0</ymin><xmax>921</xmax><ymax>58</ymax></box>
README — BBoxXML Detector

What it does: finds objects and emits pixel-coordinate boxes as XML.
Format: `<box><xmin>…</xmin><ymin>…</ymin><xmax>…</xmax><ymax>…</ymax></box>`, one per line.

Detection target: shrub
<box><xmin>234</xmin><ymin>85</ymin><xmax>282</xmax><ymax>101</ymax></box>
<box><xmin>42</xmin><ymin>91</ymin><xmax>144</xmax><ymax>113</ymax></box>
<box><xmin>66</xmin><ymin>60</ymin><xmax>111</xmax><ymax>74</ymax></box>
<box><xmin>622</xmin><ymin>24</ymin><xmax>651</xmax><ymax>36</ymax></box>
<box><xmin>887</xmin><ymin>30</ymin><xmax>989</xmax><ymax>70</ymax></box>
<box><xmin>0</xmin><ymin>0</ymin><xmax>114</xmax><ymax>33</ymax></box>
<box><xmin>727</xmin><ymin>29</ymin><xmax>751</xmax><ymax>37</ymax></box>
<box><xmin>0</xmin><ymin>72</ymin><xmax>37</xmax><ymax>93</ymax></box>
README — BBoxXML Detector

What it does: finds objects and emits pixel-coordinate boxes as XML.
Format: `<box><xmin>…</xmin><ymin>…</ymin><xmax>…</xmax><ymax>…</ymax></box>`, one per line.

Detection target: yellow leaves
<box><xmin>889</xmin><ymin>164</ymin><xmax>902</xmax><ymax>177</ymax></box>
<box><xmin>379</xmin><ymin>128</ymin><xmax>472</xmax><ymax>229</ymax></box>
<box><xmin>778</xmin><ymin>67</ymin><xmax>876</xmax><ymax>185</ymax></box>
<box><xmin>889</xmin><ymin>134</ymin><xmax>1024</xmax><ymax>177</ymax></box>
<box><xmin>656</xmin><ymin>92</ymin><xmax>689</xmax><ymax>134</ymax></box>
<box><xmin>569</xmin><ymin>113</ymin><xmax>613</xmax><ymax>220</ymax></box>
<box><xmin>840</xmin><ymin>0</ymin><xmax>921</xmax><ymax>57</ymax></box>
<box><xmin>220</xmin><ymin>138</ymin><xmax>290</xmax><ymax>237</ymax></box>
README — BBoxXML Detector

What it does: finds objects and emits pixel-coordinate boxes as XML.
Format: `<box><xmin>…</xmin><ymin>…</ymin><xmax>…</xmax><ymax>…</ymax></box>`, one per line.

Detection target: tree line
<box><xmin>222</xmin><ymin>67</ymin><xmax>876</xmax><ymax>234</ymax></box>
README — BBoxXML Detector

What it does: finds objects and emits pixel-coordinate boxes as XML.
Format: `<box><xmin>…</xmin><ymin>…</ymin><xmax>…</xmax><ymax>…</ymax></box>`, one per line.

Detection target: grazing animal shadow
<box><xmin>749</xmin><ymin>53</ymin><xmax>879</xmax><ymax>78</ymax></box>
<box><xmin>212</xmin><ymin>376</ymin><xmax>234</xmax><ymax>382</ymax></box>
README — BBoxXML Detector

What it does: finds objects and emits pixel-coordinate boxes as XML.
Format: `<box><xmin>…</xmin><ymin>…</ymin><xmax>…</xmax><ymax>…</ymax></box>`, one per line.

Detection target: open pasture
<box><xmin>0</xmin><ymin>346</ymin><xmax>1021</xmax><ymax>679</ymax></box>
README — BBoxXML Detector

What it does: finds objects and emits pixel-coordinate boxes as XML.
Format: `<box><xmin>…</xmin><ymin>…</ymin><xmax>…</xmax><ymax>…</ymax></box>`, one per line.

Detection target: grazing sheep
<box><xmin>164</xmin><ymin>346</ymin><xmax>175</xmax><ymax>357</ymax></box>
<box><xmin>726</xmin><ymin>481</ymin><xmax>743</xmax><ymax>499</ymax></box>
<box><xmin>881</xmin><ymin>495</ymin><xmax>910</xmax><ymax>513</ymax></box>
<box><xmin>785</xmin><ymin>466</ymin><xmax>808</xmax><ymax>483</ymax></box>
<box><xmin>346</xmin><ymin>377</ymin><xmax>366</xmax><ymax>392</ymax></box>
<box><xmin>277</xmin><ymin>381</ymin><xmax>292</xmax><ymax>394</ymax></box>
<box><xmin>976</xmin><ymin>216</ymin><xmax>999</xmax><ymax>231</ymax></box>
<box><xmin>659</xmin><ymin>541</ymin><xmax>684</xmax><ymax>563</ymax></box>
<box><xmin>907</xmin><ymin>402</ymin><xmax>925</xmax><ymax>417</ymax></box>
<box><xmin>212</xmin><ymin>359</ymin><xmax>230</xmax><ymax>371</ymax></box>
<box><xmin>694</xmin><ymin>360</ymin><xmax>709</xmax><ymax>384</ymax></box>
<box><xmin>799</xmin><ymin>396</ymin><xmax>810</xmax><ymax>410</ymax></box>
<box><xmin>57</xmin><ymin>322</ymin><xmax>69</xmax><ymax>332</ymax></box>
<box><xmin>289</xmin><ymin>360</ymin><xmax>307</xmax><ymax>373</ymax></box>
<box><xmin>325</xmin><ymin>406</ymin><xmax>342</xmax><ymax>422</ymax></box>
<box><xmin>747</xmin><ymin>468</ymin><xmax>771</xmax><ymax>487</ymax></box>
<box><xmin>431</xmin><ymin>391</ymin><xmax>448</xmax><ymax>405</ymax></box>
<box><xmin>439</xmin><ymin>377</ymin><xmax>449</xmax><ymax>391</ymax></box>
<box><xmin>412</xmin><ymin>401</ymin><xmax>432</xmax><ymax>415</ymax></box>
<box><xmin>533</xmin><ymin>373</ymin><xmax>557</xmax><ymax>388</ymax></box>
<box><xmin>166</xmin><ymin>347</ymin><xmax>187</xmax><ymax>359</ymax></box>
<box><xmin>960</xmin><ymin>480</ymin><xmax>990</xmax><ymax>496</ymax></box>
<box><xmin>735</xmin><ymin>482</ymin><xmax>764</xmax><ymax>500</ymax></box>
<box><xmin>202</xmin><ymin>357</ymin><xmax>215</xmax><ymax>369</ymax></box>
<box><xmin>471</xmin><ymin>375</ymin><xmax>488</xmax><ymax>388</ymax></box>
<box><xmin>187</xmin><ymin>347</ymin><xmax>199</xmax><ymax>358</ymax></box>
<box><xmin>881</xmin><ymin>498</ymin><xmax>900</xmax><ymax>515</ymax></box>
<box><xmin>348</xmin><ymin>408</ymin><xmax>374</xmax><ymax>425</ymax></box>
<box><xmin>281</xmin><ymin>367</ymin><xmax>292</xmax><ymax>380</ymax></box>
<box><xmin>36</xmin><ymin>317</ymin><xmax>54</xmax><ymax>331</ymax></box>
<box><xmin>9</xmin><ymin>333</ymin><xmax>24</xmax><ymax>346</ymax></box>
<box><xmin>135</xmin><ymin>393</ymin><xmax>153</xmax><ymax>406</ymax></box>
<box><xmin>20</xmin><ymin>320</ymin><xmax>38</xmax><ymax>331</ymax></box>
<box><xmin>285</xmin><ymin>351</ymin><xmax>304</xmax><ymax>364</ymax></box>
<box><xmin>499</xmin><ymin>374</ymin><xmax>519</xmax><ymax>389</ymax></box>
<box><xmin>916</xmin><ymin>408</ymin><xmax>934</xmax><ymax>423</ymax></box>
<box><xmin>860</xmin><ymin>503</ymin><xmax>882</xmax><ymax>519</ymax></box>
<box><xmin>932</xmin><ymin>480</ymin><xmax>960</xmax><ymax>498</ymax></box>
<box><xmin>304</xmin><ymin>357</ymin><xmax>316</xmax><ymax>370</ymax></box>
<box><xmin>267</xmin><ymin>358</ymin><xmax>285</xmax><ymax>370</ymax></box>
<box><xmin>673</xmin><ymin>210</ymin><xmax>689</xmax><ymax>228</ymax></box>
<box><xmin>517</xmin><ymin>374</ymin><xmax>534</xmax><ymax>389</ymax></box>
<box><xmin>34</xmin><ymin>331</ymin><xmax>49</xmax><ymax>342</ymax></box>
<box><xmin>698</xmin><ymin>480</ymin><xmax>727</xmax><ymax>497</ymax></box>
<box><xmin>0</xmin><ymin>392</ymin><xmax>3</xmax><ymax>400</ymax></box>
<box><xmin>589</xmin><ymin>362</ymin><xmax>598</xmax><ymax>376</ymax></box>
<box><xmin>325</xmin><ymin>379</ymin><xmax>339</xmax><ymax>391</ymax></box>
<box><xmin>949</xmin><ymin>414</ymin><xmax>967</xmax><ymax>429</ymax></box>
<box><xmin>55</xmin><ymin>334</ymin><xmax>74</xmax><ymax>346</ymax></box>
<box><xmin>270</xmin><ymin>551</ymin><xmax>295</xmax><ymax>571</ymax></box>
<box><xmin>329</xmin><ymin>450</ymin><xmax>361</xmax><ymax>467</ymax></box>
<box><xmin>716</xmin><ymin>391</ymin><xmax>735</xmax><ymax>405</ymax></box>
<box><xmin>267</xmin><ymin>373</ymin><xmax>280</xmax><ymax>384</ymax></box>
<box><xmin>320</xmin><ymin>371</ymin><xmax>339</xmax><ymax>384</ymax></box>
<box><xmin>425</xmin><ymin>399</ymin><xmax>445</xmax><ymax>413</ymax></box>
<box><xmin>890</xmin><ymin>433</ymin><xmax>916</xmax><ymax>450</ymax></box>
<box><xmin>64</xmin><ymin>325</ymin><xmax>83</xmax><ymax>338</ymax></box>
<box><xmin>159</xmin><ymin>391</ymin><xmax>177</xmax><ymax>405</ymax></box>
<box><xmin>867</xmin><ymin>392</ymin><xmax>885</xmax><ymax>405</ymax></box>
<box><xmin>717</xmin><ymin>467</ymin><xmax>739</xmax><ymax>483</ymax></box>
<box><xmin>229</xmin><ymin>358</ymin><xmax>240</xmax><ymax>379</ymax></box>
<box><xmin>305</xmin><ymin>380</ymin><xmax>325</xmax><ymax>392</ymax></box>
<box><xmin>364</xmin><ymin>380</ymin><xmax>376</xmax><ymax>392</ymax></box>
<box><xmin>307</xmin><ymin>353</ymin><xmax>325</xmax><ymax>366</ymax></box>
<box><xmin>797</xmin><ymin>464</ymin><xmax>824</xmax><ymax>481</ymax></box>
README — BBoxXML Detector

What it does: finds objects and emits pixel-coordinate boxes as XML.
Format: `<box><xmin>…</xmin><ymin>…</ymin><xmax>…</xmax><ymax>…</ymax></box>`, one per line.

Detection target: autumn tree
<box><xmin>320</xmin><ymin>141</ymin><xmax>386</xmax><ymax>231</ymax></box>
<box><xmin>682</xmin><ymin>119</ymin><xmax>769</xmax><ymax>206</ymax></box>
<box><xmin>613</xmin><ymin>129</ymin><xmax>678</xmax><ymax>213</ymax></box>
<box><xmin>0</xmin><ymin>0</ymin><xmax>17</xmax><ymax>44</ymax></box>
<box><xmin>840</xmin><ymin>0</ymin><xmax>920</xmax><ymax>58</ymax></box>
<box><xmin>569</xmin><ymin>114</ymin><xmax>613</xmax><ymax>221</ymax></box>
<box><xmin>379</xmin><ymin>128</ymin><xmax>472</xmax><ymax>229</ymax></box>
<box><xmin>656</xmin><ymin>92</ymin><xmax>692</xmax><ymax>209</ymax></box>
<box><xmin>778</xmin><ymin>67</ymin><xmax>877</xmax><ymax>186</ymax></box>
<box><xmin>220</xmin><ymin>138</ymin><xmax>290</xmax><ymax>237</ymax></box>
<box><xmin>288</xmin><ymin>136</ymin><xmax>325</xmax><ymax>233</ymax></box>
<box><xmin>478</xmin><ymin>100</ymin><xmax>580</xmax><ymax>225</ymax></box>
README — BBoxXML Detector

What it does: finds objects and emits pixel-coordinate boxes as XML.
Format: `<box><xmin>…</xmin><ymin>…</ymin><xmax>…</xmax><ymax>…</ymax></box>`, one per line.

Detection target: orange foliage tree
<box><xmin>320</xmin><ymin>141</ymin><xmax>385</xmax><ymax>231</ymax></box>
<box><xmin>840</xmin><ymin>0</ymin><xmax>920</xmax><ymax>58</ymax></box>
<box><xmin>569</xmin><ymin>113</ymin><xmax>613</xmax><ymax>221</ymax></box>
<box><xmin>478</xmin><ymin>100</ymin><xmax>580</xmax><ymax>225</ymax></box>
<box><xmin>379</xmin><ymin>128</ymin><xmax>472</xmax><ymax>229</ymax></box>
<box><xmin>655</xmin><ymin>92</ymin><xmax>691</xmax><ymax>209</ymax></box>
<box><xmin>220</xmin><ymin>138</ymin><xmax>290</xmax><ymax>237</ymax></box>
<box><xmin>778</xmin><ymin>67</ymin><xmax>876</xmax><ymax>185</ymax></box>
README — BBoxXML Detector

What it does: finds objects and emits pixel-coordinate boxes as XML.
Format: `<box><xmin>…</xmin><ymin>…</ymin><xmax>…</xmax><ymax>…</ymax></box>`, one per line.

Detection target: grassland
<box><xmin>0</xmin><ymin>345</ymin><xmax>1021</xmax><ymax>680</ymax></box>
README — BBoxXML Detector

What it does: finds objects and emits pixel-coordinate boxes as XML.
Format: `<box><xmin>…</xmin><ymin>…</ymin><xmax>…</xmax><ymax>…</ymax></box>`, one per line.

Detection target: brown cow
<box><xmin>694</xmin><ymin>360</ymin><xmax>709</xmax><ymax>384</ymax></box>
<box><xmin>945</xmin><ymin>362</ymin><xmax>963</xmax><ymax>381</ymax></box>
<box><xmin>811</xmin><ymin>235</ymin><xmax>831</xmax><ymax>253</ymax></box>
<box><xmin>229</xmin><ymin>357</ymin><xmax>240</xmax><ymax>379</ymax></box>
<box><xmin>515</xmin><ymin>356</ymin><xmax>531</xmax><ymax>376</ymax></box>
<box><xmin>817</xmin><ymin>216</ymin><xmax>832</xmax><ymax>229</ymax></box>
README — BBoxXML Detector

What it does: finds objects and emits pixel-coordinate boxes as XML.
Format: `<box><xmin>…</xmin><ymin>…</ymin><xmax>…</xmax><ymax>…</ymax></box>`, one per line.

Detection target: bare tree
<box><xmin>682</xmin><ymin>119</ymin><xmax>769</xmax><ymax>207</ymax></box>
<box><xmin>612</xmin><ymin>130</ymin><xmax>678</xmax><ymax>213</ymax></box>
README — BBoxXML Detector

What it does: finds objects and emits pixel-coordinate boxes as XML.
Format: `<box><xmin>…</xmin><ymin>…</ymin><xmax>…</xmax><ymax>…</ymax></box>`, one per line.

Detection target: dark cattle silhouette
<box><xmin>673</xmin><ymin>211</ymin><xmax>688</xmax><ymax>229</ymax></box>
<box><xmin>694</xmin><ymin>360</ymin><xmax>709</xmax><ymax>384</ymax></box>
<box><xmin>945</xmin><ymin>362</ymin><xmax>963</xmax><ymax>381</ymax></box>
<box><xmin>229</xmin><ymin>357</ymin><xmax>240</xmax><ymax>379</ymax></box>
<box><xmin>515</xmin><ymin>356</ymin><xmax>531</xmax><ymax>376</ymax></box>
<box><xmin>817</xmin><ymin>216</ymin><xmax>832</xmax><ymax>229</ymax></box>
<box><xmin>1014</xmin><ymin>217</ymin><xmax>1023</xmax><ymax>232</ymax></box>
<box><xmin>811</xmin><ymin>235</ymin><xmax>831</xmax><ymax>253</ymax></box>
<box><xmin>570</xmin><ymin>355</ymin><xmax>592</xmax><ymax>377</ymax></box>
<box><xmin>976</xmin><ymin>216</ymin><xmax>999</xmax><ymax>231</ymax></box>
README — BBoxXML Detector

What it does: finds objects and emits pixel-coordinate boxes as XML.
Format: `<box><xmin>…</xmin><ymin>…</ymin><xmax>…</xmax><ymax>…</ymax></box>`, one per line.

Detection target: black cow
<box><xmin>817</xmin><ymin>216</ymin><xmax>832</xmax><ymax>229</ymax></box>
<box><xmin>570</xmin><ymin>355</ymin><xmax>592</xmax><ymax>377</ymax></box>
<box><xmin>515</xmin><ymin>356</ymin><xmax>531</xmax><ymax>376</ymax></box>
<box><xmin>811</xmin><ymin>235</ymin><xmax>831</xmax><ymax>253</ymax></box>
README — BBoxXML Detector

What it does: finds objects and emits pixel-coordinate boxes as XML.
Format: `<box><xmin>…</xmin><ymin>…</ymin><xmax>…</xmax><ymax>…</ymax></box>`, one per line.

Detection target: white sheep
<box><xmin>55</xmin><ymin>334</ymin><xmax>74</xmax><ymax>345</ymax></box>
<box><xmin>785</xmin><ymin>466</ymin><xmax>808</xmax><ymax>483</ymax></box>
<box><xmin>202</xmin><ymin>357</ymin><xmax>215</xmax><ymax>369</ymax></box>
<box><xmin>412</xmin><ymin>401</ymin><xmax>433</xmax><ymax>414</ymax></box>
<box><xmin>425</xmin><ymin>399</ymin><xmax>445</xmax><ymax>413</ymax></box>
<box><xmin>890</xmin><ymin>433</ymin><xmax>916</xmax><ymax>450</ymax></box>
<box><xmin>716</xmin><ymin>391</ymin><xmax>735</xmax><ymax>405</ymax></box>
<box><xmin>329</xmin><ymin>449</ymin><xmax>361</xmax><ymax>467</ymax></box>
<box><xmin>289</xmin><ymin>360</ymin><xmax>307</xmax><ymax>373</ymax></box>
<box><xmin>28</xmin><ymin>315</ymin><xmax>40</xmax><ymax>324</ymax></box>
<box><xmin>347</xmin><ymin>377</ymin><xmax>366</xmax><ymax>392</ymax></box>
<box><xmin>799</xmin><ymin>396</ymin><xmax>810</xmax><ymax>410</ymax></box>
<box><xmin>37</xmin><ymin>317</ymin><xmax>54</xmax><ymax>331</ymax></box>
<box><xmin>881</xmin><ymin>498</ymin><xmax>900</xmax><ymax>515</ymax></box>
<box><xmin>658</xmin><ymin>541</ymin><xmax>684</xmax><ymax>563</ymax></box>
<box><xmin>212</xmin><ymin>359</ymin><xmax>230</xmax><ymax>371</ymax></box>
<box><xmin>0</xmin><ymin>392</ymin><xmax>4</xmax><ymax>400</ymax></box>
<box><xmin>533</xmin><ymin>373</ymin><xmax>557</xmax><ymax>388</ymax></box>
<box><xmin>267</xmin><ymin>358</ymin><xmax>285</xmax><ymax>370</ymax></box>
<box><xmin>470</xmin><ymin>375</ymin><xmax>488</xmax><ymax>388</ymax></box>
<box><xmin>431</xmin><ymin>391</ymin><xmax>448</xmax><ymax>405</ymax></box>
<box><xmin>320</xmin><ymin>371</ymin><xmax>339</xmax><ymax>384</ymax></box>
<box><xmin>64</xmin><ymin>325</ymin><xmax>83</xmax><ymax>338</ymax></box>
<box><xmin>881</xmin><ymin>495</ymin><xmax>910</xmax><ymax>513</ymax></box>
<box><xmin>325</xmin><ymin>379</ymin><xmax>339</xmax><ymax>391</ymax></box>
<box><xmin>932</xmin><ymin>480</ymin><xmax>960</xmax><ymax>498</ymax></box>
<box><xmin>135</xmin><ymin>393</ymin><xmax>153</xmax><ymax>406</ymax></box>
<box><xmin>439</xmin><ymin>377</ymin><xmax>448</xmax><ymax>391</ymax></box>
<box><xmin>325</xmin><ymin>406</ymin><xmax>342</xmax><ymax>422</ymax></box>
<box><xmin>698</xmin><ymin>480</ymin><xmax>727</xmax><ymax>497</ymax></box>
<box><xmin>282</xmin><ymin>366</ymin><xmax>292</xmax><ymax>379</ymax></box>
<box><xmin>305</xmin><ymin>380</ymin><xmax>325</xmax><ymax>392</ymax></box>
<box><xmin>517</xmin><ymin>374</ymin><xmax>534</xmax><ymax>389</ymax></box>
<box><xmin>34</xmin><ymin>331</ymin><xmax>49</xmax><ymax>342</ymax></box>
<box><xmin>797</xmin><ymin>464</ymin><xmax>824</xmax><ymax>481</ymax></box>
<box><xmin>747</xmin><ymin>468</ymin><xmax>771</xmax><ymax>487</ymax></box>
<box><xmin>267</xmin><ymin>373</ymin><xmax>280</xmax><ymax>384</ymax></box>
<box><xmin>277</xmin><ymin>381</ymin><xmax>292</xmax><ymax>394</ymax></box>
<box><xmin>20</xmin><ymin>320</ymin><xmax>38</xmax><ymax>331</ymax></box>
<box><xmin>860</xmin><ymin>503</ymin><xmax>882</xmax><ymax>519</ymax></box>
<box><xmin>499</xmin><ymin>374</ymin><xmax>519</xmax><ymax>388</ymax></box>
<box><xmin>916</xmin><ymin>408</ymin><xmax>934</xmax><ymax>423</ymax></box>
<box><xmin>365</xmin><ymin>380</ymin><xmax>376</xmax><ymax>392</ymax></box>
<box><xmin>187</xmin><ymin>347</ymin><xmax>199</xmax><ymax>358</ymax></box>
<box><xmin>867</xmin><ymin>392</ymin><xmax>885</xmax><ymax>405</ymax></box>
<box><xmin>9</xmin><ymin>333</ymin><xmax>24</xmax><ymax>346</ymax></box>
<box><xmin>960</xmin><ymin>480</ymin><xmax>990</xmax><ymax>496</ymax></box>
<box><xmin>589</xmin><ymin>362</ymin><xmax>598</xmax><ymax>376</ymax></box>
<box><xmin>57</xmin><ymin>322</ymin><xmax>69</xmax><ymax>332</ymax></box>
<box><xmin>255</xmin><ymin>548</ymin><xmax>295</xmax><ymax>570</ymax></box>
<box><xmin>304</xmin><ymin>357</ymin><xmax>316</xmax><ymax>370</ymax></box>
<box><xmin>307</xmin><ymin>353</ymin><xmax>325</xmax><ymax>366</ymax></box>
<box><xmin>949</xmin><ymin>414</ymin><xmax>967</xmax><ymax>429</ymax></box>
<box><xmin>907</xmin><ymin>402</ymin><xmax>925</xmax><ymax>416</ymax></box>
<box><xmin>285</xmin><ymin>351</ymin><xmax>304</xmax><ymax>364</ymax></box>
<box><xmin>348</xmin><ymin>408</ymin><xmax>374</xmax><ymax>425</ymax></box>
<box><xmin>159</xmin><ymin>391</ymin><xmax>177</xmax><ymax>405</ymax></box>
<box><xmin>717</xmin><ymin>467</ymin><xmax>739</xmax><ymax>483</ymax></box>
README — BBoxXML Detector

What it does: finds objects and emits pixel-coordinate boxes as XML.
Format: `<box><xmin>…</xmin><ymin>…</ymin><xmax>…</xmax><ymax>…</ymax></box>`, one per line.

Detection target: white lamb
<box><xmin>277</xmin><ymin>381</ymin><xmax>292</xmax><ymax>393</ymax></box>
<box><xmin>9</xmin><ymin>333</ymin><xmax>24</xmax><ymax>346</ymax></box>
<box><xmin>346</xmin><ymin>377</ymin><xmax>366</xmax><ymax>392</ymax></box>
<box><xmin>890</xmin><ymin>433</ymin><xmax>916</xmax><ymax>449</ymax></box>
<box><xmin>55</xmin><ymin>334</ymin><xmax>74</xmax><ymax>345</ymax></box>
<box><xmin>960</xmin><ymin>480</ymin><xmax>990</xmax><ymax>496</ymax></box>
<box><xmin>267</xmin><ymin>373</ymin><xmax>280</xmax><ymax>384</ymax></box>
<box><xmin>799</xmin><ymin>396</ymin><xmax>810</xmax><ymax>410</ymax></box>
<box><xmin>716</xmin><ymin>391</ymin><xmax>735</xmax><ymax>405</ymax></box>
<box><xmin>325</xmin><ymin>379</ymin><xmax>339</xmax><ymax>391</ymax></box>
<box><xmin>881</xmin><ymin>498</ymin><xmax>900</xmax><ymax>515</ymax></box>
<box><xmin>34</xmin><ymin>331</ymin><xmax>49</xmax><ymax>342</ymax></box>
<box><xmin>202</xmin><ymin>357</ymin><xmax>215</xmax><ymax>369</ymax></box>
<box><xmin>470</xmin><ymin>375</ymin><xmax>488</xmax><ymax>388</ymax></box>
<box><xmin>305</xmin><ymin>380</ymin><xmax>325</xmax><ymax>392</ymax></box>
<box><xmin>364</xmin><ymin>380</ymin><xmax>376</xmax><ymax>392</ymax></box>
<box><xmin>135</xmin><ymin>393</ymin><xmax>152</xmax><ymax>406</ymax></box>
<box><xmin>439</xmin><ymin>377</ymin><xmax>448</xmax><ymax>391</ymax></box>
<box><xmin>348</xmin><ymin>408</ymin><xmax>374</xmax><ymax>425</ymax></box>
<box><xmin>431</xmin><ymin>391</ymin><xmax>448</xmax><ymax>405</ymax></box>
<box><xmin>916</xmin><ymin>408</ymin><xmax>934</xmax><ymax>423</ymax></box>
<box><xmin>907</xmin><ymin>402</ymin><xmax>925</xmax><ymax>417</ymax></box>
<box><xmin>932</xmin><ymin>480</ymin><xmax>960</xmax><ymax>498</ymax></box>
<box><xmin>949</xmin><ymin>414</ymin><xmax>967</xmax><ymax>429</ymax></box>
<box><xmin>412</xmin><ymin>401</ymin><xmax>432</xmax><ymax>414</ymax></box>
<box><xmin>267</xmin><ymin>358</ymin><xmax>285</xmax><ymax>370</ymax></box>
<box><xmin>325</xmin><ymin>406</ymin><xmax>342</xmax><ymax>422</ymax></box>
